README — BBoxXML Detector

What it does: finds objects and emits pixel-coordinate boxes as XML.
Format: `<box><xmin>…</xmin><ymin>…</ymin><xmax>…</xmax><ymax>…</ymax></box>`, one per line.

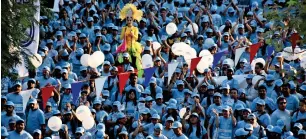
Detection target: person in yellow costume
<box><xmin>118</xmin><ymin>4</ymin><xmax>143</xmax><ymax>77</ymax></box>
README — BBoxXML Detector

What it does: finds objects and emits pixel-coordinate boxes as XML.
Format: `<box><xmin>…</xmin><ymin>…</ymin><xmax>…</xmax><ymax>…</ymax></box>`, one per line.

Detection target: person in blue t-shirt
<box><xmin>25</xmin><ymin>99</ymin><xmax>45</xmax><ymax>134</ymax></box>
<box><xmin>213</xmin><ymin>105</ymin><xmax>237</xmax><ymax>139</ymax></box>
<box><xmin>8</xmin><ymin>119</ymin><xmax>33</xmax><ymax>139</ymax></box>
<box><xmin>6</xmin><ymin>83</ymin><xmax>24</xmax><ymax>119</ymax></box>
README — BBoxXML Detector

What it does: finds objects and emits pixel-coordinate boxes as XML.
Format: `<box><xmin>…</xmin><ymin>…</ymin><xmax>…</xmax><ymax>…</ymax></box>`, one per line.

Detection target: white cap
<box><xmin>171</xmin><ymin>121</ymin><xmax>182</xmax><ymax>129</ymax></box>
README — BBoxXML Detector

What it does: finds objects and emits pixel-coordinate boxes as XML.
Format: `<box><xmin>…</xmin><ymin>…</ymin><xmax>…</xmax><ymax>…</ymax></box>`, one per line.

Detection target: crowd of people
<box><xmin>1</xmin><ymin>0</ymin><xmax>306</xmax><ymax>138</ymax></box>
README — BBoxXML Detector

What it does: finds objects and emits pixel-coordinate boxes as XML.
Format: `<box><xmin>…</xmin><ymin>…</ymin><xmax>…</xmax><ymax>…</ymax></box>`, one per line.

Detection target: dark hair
<box><xmin>277</xmin><ymin>97</ymin><xmax>286</xmax><ymax>104</ymax></box>
<box><xmin>186</xmin><ymin>116</ymin><xmax>202</xmax><ymax>138</ymax></box>
<box><xmin>255</xmin><ymin>62</ymin><xmax>264</xmax><ymax>69</ymax></box>
<box><xmin>258</xmin><ymin>85</ymin><xmax>266</xmax><ymax>91</ymax></box>
<box><xmin>126</xmin><ymin>89</ymin><xmax>137</xmax><ymax>106</ymax></box>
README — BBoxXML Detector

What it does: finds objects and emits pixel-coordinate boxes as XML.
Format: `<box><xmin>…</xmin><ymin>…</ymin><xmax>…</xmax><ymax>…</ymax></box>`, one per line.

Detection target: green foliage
<box><xmin>1</xmin><ymin>0</ymin><xmax>51</xmax><ymax>79</ymax></box>
<box><xmin>263</xmin><ymin>1</ymin><xmax>306</xmax><ymax>46</ymax></box>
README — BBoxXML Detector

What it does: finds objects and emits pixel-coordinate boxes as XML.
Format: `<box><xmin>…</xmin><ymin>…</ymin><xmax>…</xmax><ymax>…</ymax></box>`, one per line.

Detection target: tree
<box><xmin>1</xmin><ymin>0</ymin><xmax>51</xmax><ymax>80</ymax></box>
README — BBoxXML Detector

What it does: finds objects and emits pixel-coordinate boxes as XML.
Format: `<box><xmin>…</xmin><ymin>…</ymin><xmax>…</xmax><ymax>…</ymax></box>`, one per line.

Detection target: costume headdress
<box><xmin>119</xmin><ymin>4</ymin><xmax>143</xmax><ymax>22</ymax></box>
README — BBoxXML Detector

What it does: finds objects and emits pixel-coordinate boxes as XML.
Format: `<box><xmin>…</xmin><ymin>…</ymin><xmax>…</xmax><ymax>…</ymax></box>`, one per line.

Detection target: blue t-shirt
<box><xmin>25</xmin><ymin>109</ymin><xmax>45</xmax><ymax>134</ymax></box>
<box><xmin>6</xmin><ymin>93</ymin><xmax>23</xmax><ymax>114</ymax></box>
<box><xmin>8</xmin><ymin>130</ymin><xmax>33</xmax><ymax>139</ymax></box>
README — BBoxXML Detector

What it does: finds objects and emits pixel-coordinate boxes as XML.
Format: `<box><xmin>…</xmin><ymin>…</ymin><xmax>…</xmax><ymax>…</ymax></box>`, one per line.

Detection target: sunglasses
<box><xmin>279</xmin><ymin>102</ymin><xmax>287</xmax><ymax>105</ymax></box>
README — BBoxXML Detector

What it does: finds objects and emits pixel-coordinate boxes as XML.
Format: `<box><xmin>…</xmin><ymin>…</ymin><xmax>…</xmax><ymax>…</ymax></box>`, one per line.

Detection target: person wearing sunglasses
<box><xmin>271</xmin><ymin>97</ymin><xmax>291</xmax><ymax>131</ymax></box>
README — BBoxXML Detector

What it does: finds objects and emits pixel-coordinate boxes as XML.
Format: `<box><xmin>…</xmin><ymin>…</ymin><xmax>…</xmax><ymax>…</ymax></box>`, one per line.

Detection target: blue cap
<box><xmin>80</xmin><ymin>33</ymin><xmax>86</xmax><ymax>38</ymax></box>
<box><xmin>1</xmin><ymin>96</ymin><xmax>7</xmax><ymax>100</ymax></box>
<box><xmin>256</xmin><ymin>28</ymin><xmax>264</xmax><ymax>33</ymax></box>
<box><xmin>76</xmin><ymin>30</ymin><xmax>82</xmax><ymax>34</ymax></box>
<box><xmin>228</xmin><ymin>7</ymin><xmax>235</xmax><ymax>13</ymax></box>
<box><xmin>213</xmin><ymin>92</ymin><xmax>222</xmax><ymax>97</ymax></box>
<box><xmin>29</xmin><ymin>98</ymin><xmax>37</xmax><ymax>104</ymax></box>
<box><xmin>181</xmin><ymin>33</ymin><xmax>187</xmax><ymax>37</ymax></box>
<box><xmin>238</xmin><ymin>24</ymin><xmax>244</xmax><ymax>29</ymax></box>
<box><xmin>117</xmin><ymin>112</ymin><xmax>126</xmax><ymax>119</ymax></box>
<box><xmin>235</xmin><ymin>128</ymin><xmax>249</xmax><ymax>136</ymax></box>
<box><xmin>266</xmin><ymin>74</ymin><xmax>274</xmax><ymax>81</ymax></box>
<box><xmin>53</xmin><ymin>110</ymin><xmax>61</xmax><ymax>115</ymax></box>
<box><xmin>94</xmin><ymin>26</ymin><xmax>101</xmax><ymax>30</ymax></box>
<box><xmin>246</xmin><ymin>74</ymin><xmax>254</xmax><ymax>79</ymax></box>
<box><xmin>221</xmin><ymin>83</ymin><xmax>230</xmax><ymax>89</ymax></box>
<box><xmin>206</xmin><ymin>28</ymin><xmax>213</xmax><ymax>33</ymax></box>
<box><xmin>80</xmin><ymin>66</ymin><xmax>87</xmax><ymax>71</ymax></box>
<box><xmin>6</xmin><ymin>101</ymin><xmax>14</xmax><ymax>106</ymax></box>
<box><xmin>211</xmin><ymin>5</ymin><xmax>217</xmax><ymax>12</ymax></box>
<box><xmin>208</xmin><ymin>85</ymin><xmax>215</xmax><ymax>90</ymax></box>
<box><xmin>76</xmin><ymin>48</ymin><xmax>84</xmax><ymax>56</ymax></box>
<box><xmin>102</xmin><ymin>43</ymin><xmax>111</xmax><ymax>51</ymax></box>
<box><xmin>43</xmin><ymin>66</ymin><xmax>50</xmax><ymax>71</ymax></box>
<box><xmin>56</xmin><ymin>31</ymin><xmax>63</xmax><ymax>36</ymax></box>
<box><xmin>146</xmin><ymin>37</ymin><xmax>153</xmax><ymax>42</ymax></box>
<box><xmin>177</xmin><ymin>80</ymin><xmax>184</xmax><ymax>85</ymax></box>
<box><xmin>62</xmin><ymin>49</ymin><xmax>69</xmax><ymax>56</ymax></box>
<box><xmin>93</xmin><ymin>99</ymin><xmax>101</xmax><ymax>105</ymax></box>
<box><xmin>14</xmin><ymin>82</ymin><xmax>22</xmax><ymax>87</ymax></box>
<box><xmin>247</xmin><ymin>11</ymin><xmax>254</xmax><ymax>16</ymax></box>
<box><xmin>59</xmin><ymin>26</ymin><xmax>66</xmax><ymax>31</ymax></box>
<box><xmin>47</xmin><ymin>39</ymin><xmax>53</xmax><ymax>44</ymax></box>
<box><xmin>275</xmin><ymin>79</ymin><xmax>283</xmax><ymax>87</ymax></box>
<box><xmin>41</xmin><ymin>46</ymin><xmax>48</xmax><ymax>51</ymax></box>
<box><xmin>93</xmin><ymin>14</ymin><xmax>99</xmax><ymax>18</ymax></box>
<box><xmin>289</xmin><ymin>81</ymin><xmax>296</xmax><ymax>89</ymax></box>
<box><xmin>272</xmin><ymin>126</ymin><xmax>282</xmax><ymax>134</ymax></box>
<box><xmin>94</xmin><ymin>33</ymin><xmax>102</xmax><ymax>38</ymax></box>
<box><xmin>256</xmin><ymin>99</ymin><xmax>266</xmax><ymax>105</ymax></box>
<box><xmin>87</xmin><ymin>17</ymin><xmax>94</xmax><ymax>22</ymax></box>
<box><xmin>112</xmin><ymin>26</ymin><xmax>119</xmax><ymax>30</ymax></box>
<box><xmin>62</xmin><ymin>83</ymin><xmax>71</xmax><ymax>89</ymax></box>
<box><xmin>298</xmin><ymin>130</ymin><xmax>306</xmax><ymax>135</ymax></box>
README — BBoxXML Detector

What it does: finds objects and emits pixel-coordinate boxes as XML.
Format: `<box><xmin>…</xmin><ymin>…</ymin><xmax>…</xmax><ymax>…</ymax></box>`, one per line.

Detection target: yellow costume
<box><xmin>119</xmin><ymin>4</ymin><xmax>144</xmax><ymax>77</ymax></box>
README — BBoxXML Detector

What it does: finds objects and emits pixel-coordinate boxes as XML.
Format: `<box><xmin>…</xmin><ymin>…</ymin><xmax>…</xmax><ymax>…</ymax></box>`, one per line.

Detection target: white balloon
<box><xmin>80</xmin><ymin>54</ymin><xmax>91</xmax><ymax>67</ymax></box>
<box><xmin>29</xmin><ymin>54</ymin><xmax>42</xmax><ymax>68</ymax></box>
<box><xmin>204</xmin><ymin>38</ymin><xmax>215</xmax><ymax>46</ymax></box>
<box><xmin>82</xmin><ymin>116</ymin><xmax>95</xmax><ymax>130</ymax></box>
<box><xmin>187</xmin><ymin>23</ymin><xmax>199</xmax><ymax>35</ymax></box>
<box><xmin>141</xmin><ymin>54</ymin><xmax>153</xmax><ymax>69</ymax></box>
<box><xmin>197</xmin><ymin>50</ymin><xmax>213</xmax><ymax>73</ymax></box>
<box><xmin>251</xmin><ymin>58</ymin><xmax>266</xmax><ymax>72</ymax></box>
<box><xmin>48</xmin><ymin>116</ymin><xmax>62</xmax><ymax>131</ymax></box>
<box><xmin>179</xmin><ymin>107</ymin><xmax>186</xmax><ymax>118</ymax></box>
<box><xmin>76</xmin><ymin>105</ymin><xmax>91</xmax><ymax>121</ymax></box>
<box><xmin>152</xmin><ymin>42</ymin><xmax>161</xmax><ymax>51</ymax></box>
<box><xmin>166</xmin><ymin>23</ymin><xmax>177</xmax><ymax>35</ymax></box>
<box><xmin>183</xmin><ymin>47</ymin><xmax>197</xmax><ymax>66</ymax></box>
<box><xmin>91</xmin><ymin>51</ymin><xmax>105</xmax><ymax>67</ymax></box>
<box><xmin>172</xmin><ymin>42</ymin><xmax>189</xmax><ymax>56</ymax></box>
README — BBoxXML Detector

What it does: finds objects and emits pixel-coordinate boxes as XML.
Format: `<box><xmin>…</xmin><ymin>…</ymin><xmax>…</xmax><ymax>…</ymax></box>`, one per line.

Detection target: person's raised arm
<box><xmin>213</xmin><ymin>109</ymin><xmax>219</xmax><ymax>128</ymax></box>
<box><xmin>254</xmin><ymin>77</ymin><xmax>265</xmax><ymax>90</ymax></box>
<box><xmin>230</xmin><ymin>109</ymin><xmax>237</xmax><ymax>127</ymax></box>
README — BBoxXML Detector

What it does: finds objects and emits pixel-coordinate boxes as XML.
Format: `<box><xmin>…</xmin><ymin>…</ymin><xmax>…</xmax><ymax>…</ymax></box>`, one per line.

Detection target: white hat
<box><xmin>171</xmin><ymin>121</ymin><xmax>182</xmax><ymax>129</ymax></box>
